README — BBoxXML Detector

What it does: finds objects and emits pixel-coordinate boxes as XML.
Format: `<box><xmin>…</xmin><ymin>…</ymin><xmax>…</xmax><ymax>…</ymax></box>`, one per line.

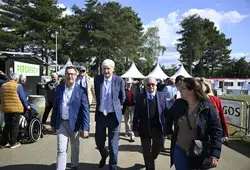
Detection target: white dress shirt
<box><xmin>61</xmin><ymin>84</ymin><xmax>75</xmax><ymax>120</ymax></box>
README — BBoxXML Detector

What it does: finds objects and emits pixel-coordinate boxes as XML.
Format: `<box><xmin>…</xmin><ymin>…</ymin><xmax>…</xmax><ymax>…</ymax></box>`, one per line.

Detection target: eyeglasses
<box><xmin>66</xmin><ymin>73</ymin><xmax>75</xmax><ymax>76</ymax></box>
<box><xmin>147</xmin><ymin>83</ymin><xmax>156</xmax><ymax>87</ymax></box>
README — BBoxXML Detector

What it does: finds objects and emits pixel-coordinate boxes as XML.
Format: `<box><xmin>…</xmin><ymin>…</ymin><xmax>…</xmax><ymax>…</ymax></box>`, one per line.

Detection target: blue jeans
<box><xmin>173</xmin><ymin>145</ymin><xmax>190</xmax><ymax>170</ymax></box>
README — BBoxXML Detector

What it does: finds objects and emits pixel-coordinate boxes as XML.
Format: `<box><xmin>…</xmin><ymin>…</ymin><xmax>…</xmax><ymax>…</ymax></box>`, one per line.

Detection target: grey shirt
<box><xmin>176</xmin><ymin>109</ymin><xmax>198</xmax><ymax>150</ymax></box>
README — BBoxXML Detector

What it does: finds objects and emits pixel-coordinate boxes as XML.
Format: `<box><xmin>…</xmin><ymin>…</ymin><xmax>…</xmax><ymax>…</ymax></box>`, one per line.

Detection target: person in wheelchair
<box><xmin>0</xmin><ymin>73</ymin><xmax>30</xmax><ymax>149</ymax></box>
<box><xmin>18</xmin><ymin>103</ymin><xmax>42</xmax><ymax>143</ymax></box>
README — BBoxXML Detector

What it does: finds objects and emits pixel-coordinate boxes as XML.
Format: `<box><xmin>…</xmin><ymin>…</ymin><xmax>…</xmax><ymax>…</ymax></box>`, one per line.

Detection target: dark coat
<box><xmin>133</xmin><ymin>91</ymin><xmax>168</xmax><ymax>137</ymax></box>
<box><xmin>0</xmin><ymin>74</ymin><xmax>9</xmax><ymax>87</ymax></box>
<box><xmin>94</xmin><ymin>74</ymin><xmax>126</xmax><ymax>124</ymax></box>
<box><xmin>166</xmin><ymin>99</ymin><xmax>222</xmax><ymax>168</ymax></box>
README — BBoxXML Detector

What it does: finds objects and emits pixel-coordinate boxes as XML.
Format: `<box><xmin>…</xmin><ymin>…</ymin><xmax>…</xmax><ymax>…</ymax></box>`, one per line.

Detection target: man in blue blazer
<box><xmin>94</xmin><ymin>59</ymin><xmax>125</xmax><ymax>170</ymax></box>
<box><xmin>133</xmin><ymin>77</ymin><xmax>168</xmax><ymax>170</ymax></box>
<box><xmin>50</xmin><ymin>65</ymin><xmax>90</xmax><ymax>170</ymax></box>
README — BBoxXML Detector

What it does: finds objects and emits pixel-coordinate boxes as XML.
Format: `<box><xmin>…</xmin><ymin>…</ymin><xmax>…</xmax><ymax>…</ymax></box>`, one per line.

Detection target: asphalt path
<box><xmin>0</xmin><ymin>106</ymin><xmax>250</xmax><ymax>170</ymax></box>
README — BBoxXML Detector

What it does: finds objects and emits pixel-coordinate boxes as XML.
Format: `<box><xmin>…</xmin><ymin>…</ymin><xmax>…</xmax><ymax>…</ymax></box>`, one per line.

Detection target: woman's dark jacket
<box><xmin>166</xmin><ymin>99</ymin><xmax>223</xmax><ymax>167</ymax></box>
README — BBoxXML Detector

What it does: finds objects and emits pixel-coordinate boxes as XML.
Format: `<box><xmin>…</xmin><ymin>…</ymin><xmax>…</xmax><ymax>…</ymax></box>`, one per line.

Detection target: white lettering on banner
<box><xmin>221</xmin><ymin>99</ymin><xmax>243</xmax><ymax>127</ymax></box>
<box><xmin>14</xmin><ymin>61</ymin><xmax>40</xmax><ymax>76</ymax></box>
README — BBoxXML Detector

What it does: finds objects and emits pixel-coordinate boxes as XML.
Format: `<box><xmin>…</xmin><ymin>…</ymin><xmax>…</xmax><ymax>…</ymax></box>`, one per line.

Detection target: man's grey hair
<box><xmin>9</xmin><ymin>73</ymin><xmax>20</xmax><ymax>81</ymax></box>
<box><xmin>144</xmin><ymin>77</ymin><xmax>157</xmax><ymax>85</ymax></box>
<box><xmin>19</xmin><ymin>74</ymin><xmax>26</xmax><ymax>81</ymax></box>
<box><xmin>51</xmin><ymin>72</ymin><xmax>58</xmax><ymax>77</ymax></box>
<box><xmin>102</xmin><ymin>59</ymin><xmax>115</xmax><ymax>69</ymax></box>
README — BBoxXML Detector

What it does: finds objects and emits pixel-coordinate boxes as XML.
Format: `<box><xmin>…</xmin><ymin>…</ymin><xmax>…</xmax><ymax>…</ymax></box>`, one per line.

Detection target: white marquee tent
<box><xmin>170</xmin><ymin>65</ymin><xmax>192</xmax><ymax>79</ymax></box>
<box><xmin>56</xmin><ymin>58</ymin><xmax>73</xmax><ymax>76</ymax></box>
<box><xmin>147</xmin><ymin>63</ymin><xmax>169</xmax><ymax>79</ymax></box>
<box><xmin>121</xmin><ymin>62</ymin><xmax>145</xmax><ymax>79</ymax></box>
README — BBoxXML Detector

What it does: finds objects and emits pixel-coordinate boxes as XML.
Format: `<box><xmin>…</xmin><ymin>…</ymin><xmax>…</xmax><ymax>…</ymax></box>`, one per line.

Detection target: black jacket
<box><xmin>133</xmin><ymin>91</ymin><xmax>168</xmax><ymax>137</ymax></box>
<box><xmin>166</xmin><ymin>99</ymin><xmax>222</xmax><ymax>168</ymax></box>
<box><xmin>0</xmin><ymin>74</ymin><xmax>9</xmax><ymax>87</ymax></box>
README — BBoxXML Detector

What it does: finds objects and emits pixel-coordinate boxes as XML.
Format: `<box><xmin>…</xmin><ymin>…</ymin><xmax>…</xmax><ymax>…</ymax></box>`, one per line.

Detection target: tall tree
<box><xmin>176</xmin><ymin>14</ymin><xmax>232</xmax><ymax>77</ymax></box>
<box><xmin>75</xmin><ymin>0</ymin><xmax>144</xmax><ymax>75</ymax></box>
<box><xmin>199</xmin><ymin>19</ymin><xmax>231</xmax><ymax>77</ymax></box>
<box><xmin>56</xmin><ymin>14</ymin><xmax>81</xmax><ymax>64</ymax></box>
<box><xmin>26</xmin><ymin>0</ymin><xmax>63</xmax><ymax>66</ymax></box>
<box><xmin>141</xmin><ymin>27</ymin><xmax>166</xmax><ymax>74</ymax></box>
<box><xmin>219</xmin><ymin>57</ymin><xmax>250</xmax><ymax>78</ymax></box>
<box><xmin>161</xmin><ymin>64</ymin><xmax>178</xmax><ymax>77</ymax></box>
<box><xmin>0</xmin><ymin>0</ymin><xmax>30</xmax><ymax>51</ymax></box>
<box><xmin>176</xmin><ymin>14</ymin><xmax>206</xmax><ymax>75</ymax></box>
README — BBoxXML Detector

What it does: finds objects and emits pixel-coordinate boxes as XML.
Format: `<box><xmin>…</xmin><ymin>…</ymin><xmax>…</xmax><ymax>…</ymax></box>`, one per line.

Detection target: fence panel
<box><xmin>220</xmin><ymin>98</ymin><xmax>249</xmax><ymax>138</ymax></box>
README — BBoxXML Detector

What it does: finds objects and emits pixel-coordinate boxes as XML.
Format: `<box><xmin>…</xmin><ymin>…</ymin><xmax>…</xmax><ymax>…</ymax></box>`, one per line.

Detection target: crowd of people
<box><xmin>0</xmin><ymin>59</ymin><xmax>229</xmax><ymax>170</ymax></box>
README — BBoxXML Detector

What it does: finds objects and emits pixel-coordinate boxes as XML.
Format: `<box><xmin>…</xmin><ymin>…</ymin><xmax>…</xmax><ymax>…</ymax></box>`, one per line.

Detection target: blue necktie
<box><xmin>149</xmin><ymin>94</ymin><xmax>153</xmax><ymax>100</ymax></box>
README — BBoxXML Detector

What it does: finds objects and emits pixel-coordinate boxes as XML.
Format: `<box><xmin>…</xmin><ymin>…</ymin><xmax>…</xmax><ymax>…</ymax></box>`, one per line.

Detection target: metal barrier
<box><xmin>219</xmin><ymin>97</ymin><xmax>249</xmax><ymax>139</ymax></box>
<box><xmin>248</xmin><ymin>109</ymin><xmax>250</xmax><ymax>137</ymax></box>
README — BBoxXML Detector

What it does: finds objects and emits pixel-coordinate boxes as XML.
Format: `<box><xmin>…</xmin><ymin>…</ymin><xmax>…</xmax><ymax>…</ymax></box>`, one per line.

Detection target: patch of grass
<box><xmin>219</xmin><ymin>95</ymin><xmax>250</xmax><ymax>104</ymax></box>
<box><xmin>228</xmin><ymin>124</ymin><xmax>250</xmax><ymax>142</ymax></box>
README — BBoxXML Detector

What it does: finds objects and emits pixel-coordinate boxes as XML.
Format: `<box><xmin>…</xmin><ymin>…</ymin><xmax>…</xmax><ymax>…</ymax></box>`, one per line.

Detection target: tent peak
<box><xmin>121</xmin><ymin>62</ymin><xmax>145</xmax><ymax>79</ymax></box>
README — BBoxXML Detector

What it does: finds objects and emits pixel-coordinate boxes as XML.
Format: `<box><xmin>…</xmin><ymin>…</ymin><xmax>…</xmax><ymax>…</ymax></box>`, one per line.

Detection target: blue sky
<box><xmin>58</xmin><ymin>0</ymin><xmax>250</xmax><ymax>67</ymax></box>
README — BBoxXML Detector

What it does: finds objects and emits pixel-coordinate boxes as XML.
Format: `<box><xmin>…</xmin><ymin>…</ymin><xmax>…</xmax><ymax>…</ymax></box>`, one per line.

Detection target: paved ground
<box><xmin>0</xmin><ymin>105</ymin><xmax>250</xmax><ymax>170</ymax></box>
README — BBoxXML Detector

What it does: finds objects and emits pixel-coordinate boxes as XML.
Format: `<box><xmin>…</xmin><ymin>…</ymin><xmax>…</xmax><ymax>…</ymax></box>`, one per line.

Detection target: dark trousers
<box><xmin>140</xmin><ymin>128</ymin><xmax>163</xmax><ymax>170</ymax></box>
<box><xmin>2</xmin><ymin>113</ymin><xmax>20</xmax><ymax>146</ymax></box>
<box><xmin>95</xmin><ymin>112</ymin><xmax>119</xmax><ymax>170</ymax></box>
<box><xmin>42</xmin><ymin>102</ymin><xmax>53</xmax><ymax>124</ymax></box>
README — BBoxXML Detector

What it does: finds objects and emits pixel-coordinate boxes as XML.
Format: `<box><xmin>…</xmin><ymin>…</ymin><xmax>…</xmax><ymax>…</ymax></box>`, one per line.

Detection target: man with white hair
<box><xmin>42</xmin><ymin>72</ymin><xmax>58</xmax><ymax>132</ymax></box>
<box><xmin>133</xmin><ymin>77</ymin><xmax>168</xmax><ymax>170</ymax></box>
<box><xmin>94</xmin><ymin>59</ymin><xmax>125</xmax><ymax>170</ymax></box>
<box><xmin>19</xmin><ymin>74</ymin><xmax>27</xmax><ymax>84</ymax></box>
<box><xmin>0</xmin><ymin>73</ymin><xmax>30</xmax><ymax>149</ymax></box>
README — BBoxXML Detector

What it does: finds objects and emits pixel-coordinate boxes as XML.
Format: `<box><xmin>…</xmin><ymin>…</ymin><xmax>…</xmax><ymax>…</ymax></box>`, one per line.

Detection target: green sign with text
<box><xmin>14</xmin><ymin>61</ymin><xmax>40</xmax><ymax>76</ymax></box>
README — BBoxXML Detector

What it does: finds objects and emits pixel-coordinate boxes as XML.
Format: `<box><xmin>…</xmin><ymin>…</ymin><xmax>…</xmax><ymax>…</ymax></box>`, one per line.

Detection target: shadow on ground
<box><xmin>119</xmin><ymin>144</ymin><xmax>142</xmax><ymax>153</ymax></box>
<box><xmin>226</xmin><ymin>139</ymin><xmax>250</xmax><ymax>158</ymax></box>
<box><xmin>0</xmin><ymin>163</ymin><xmax>145</xmax><ymax>170</ymax></box>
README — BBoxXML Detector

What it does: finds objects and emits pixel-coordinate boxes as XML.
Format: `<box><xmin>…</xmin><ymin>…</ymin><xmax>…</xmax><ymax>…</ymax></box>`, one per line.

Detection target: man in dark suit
<box><xmin>94</xmin><ymin>59</ymin><xmax>125</xmax><ymax>170</ymax></box>
<box><xmin>50</xmin><ymin>65</ymin><xmax>90</xmax><ymax>170</ymax></box>
<box><xmin>133</xmin><ymin>77</ymin><xmax>168</xmax><ymax>170</ymax></box>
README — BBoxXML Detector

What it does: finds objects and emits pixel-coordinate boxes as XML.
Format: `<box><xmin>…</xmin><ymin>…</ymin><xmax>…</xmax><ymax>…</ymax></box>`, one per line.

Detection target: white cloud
<box><xmin>158</xmin><ymin>52</ymin><xmax>180</xmax><ymax>67</ymax></box>
<box><xmin>231</xmin><ymin>53</ymin><xmax>250</xmax><ymax>60</ymax></box>
<box><xmin>143</xmin><ymin>11</ymin><xmax>181</xmax><ymax>48</ymax></box>
<box><xmin>143</xmin><ymin>8</ymin><xmax>247</xmax><ymax>67</ymax></box>
<box><xmin>183</xmin><ymin>9</ymin><xmax>247</xmax><ymax>29</ymax></box>
<box><xmin>57</xmin><ymin>4</ymin><xmax>73</xmax><ymax>17</ymax></box>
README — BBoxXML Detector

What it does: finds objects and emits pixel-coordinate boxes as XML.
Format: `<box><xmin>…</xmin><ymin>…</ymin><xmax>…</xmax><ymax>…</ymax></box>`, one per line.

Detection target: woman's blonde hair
<box><xmin>197</xmin><ymin>77</ymin><xmax>214</xmax><ymax>96</ymax></box>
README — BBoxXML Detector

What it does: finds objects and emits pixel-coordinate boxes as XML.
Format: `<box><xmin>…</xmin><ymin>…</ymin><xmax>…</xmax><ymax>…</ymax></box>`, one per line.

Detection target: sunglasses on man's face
<box><xmin>147</xmin><ymin>83</ymin><xmax>156</xmax><ymax>87</ymax></box>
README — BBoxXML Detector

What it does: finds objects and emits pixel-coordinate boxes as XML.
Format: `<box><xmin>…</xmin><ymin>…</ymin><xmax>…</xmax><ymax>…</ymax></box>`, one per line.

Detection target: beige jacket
<box><xmin>86</xmin><ymin>75</ymin><xmax>95</xmax><ymax>105</ymax></box>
